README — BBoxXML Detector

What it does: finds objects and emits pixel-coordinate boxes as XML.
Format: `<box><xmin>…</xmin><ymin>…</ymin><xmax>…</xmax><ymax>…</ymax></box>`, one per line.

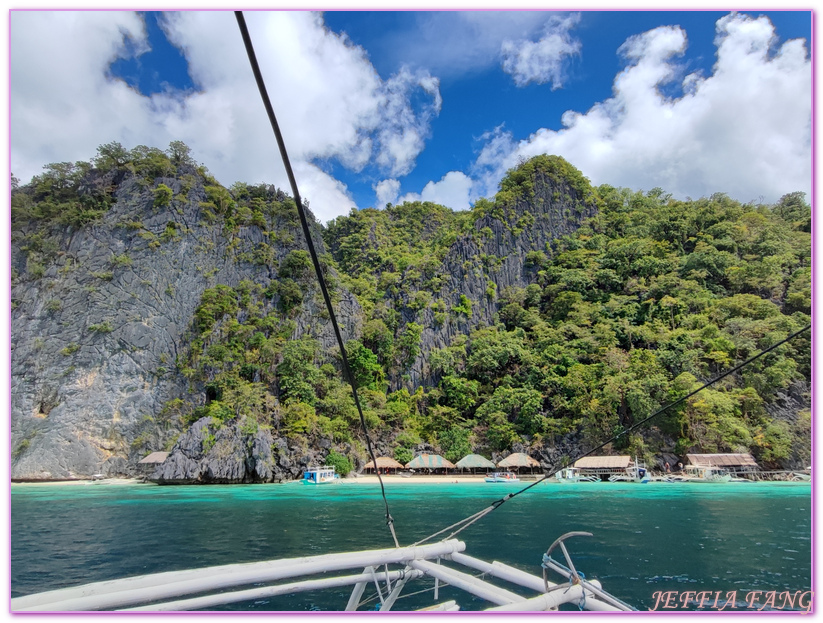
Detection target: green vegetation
<box><xmin>12</xmin><ymin>146</ymin><xmax>810</xmax><ymax>470</ymax></box>
<box><xmin>153</xmin><ymin>184</ymin><xmax>173</xmax><ymax>208</ymax></box>
<box><xmin>319</xmin><ymin>161</ymin><xmax>809</xmax><ymax>466</ymax></box>
<box><xmin>60</xmin><ymin>343</ymin><xmax>80</xmax><ymax>356</ymax></box>
<box><xmin>325</xmin><ymin>450</ymin><xmax>353</xmax><ymax>477</ymax></box>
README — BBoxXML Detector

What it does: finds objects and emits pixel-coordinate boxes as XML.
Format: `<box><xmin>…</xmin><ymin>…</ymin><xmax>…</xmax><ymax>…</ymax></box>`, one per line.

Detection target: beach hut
<box><xmin>497</xmin><ymin>453</ymin><xmax>540</xmax><ymax>474</ymax></box>
<box><xmin>363</xmin><ymin>457</ymin><xmax>404</xmax><ymax>475</ymax></box>
<box><xmin>455</xmin><ymin>454</ymin><xmax>496</xmax><ymax>475</ymax></box>
<box><xmin>405</xmin><ymin>453</ymin><xmax>455</xmax><ymax>474</ymax></box>
<box><xmin>138</xmin><ymin>451</ymin><xmax>169</xmax><ymax>477</ymax></box>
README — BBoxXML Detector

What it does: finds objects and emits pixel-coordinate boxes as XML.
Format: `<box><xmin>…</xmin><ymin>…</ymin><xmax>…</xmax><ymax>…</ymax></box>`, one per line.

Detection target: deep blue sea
<box><xmin>10</xmin><ymin>480</ymin><xmax>812</xmax><ymax>612</ymax></box>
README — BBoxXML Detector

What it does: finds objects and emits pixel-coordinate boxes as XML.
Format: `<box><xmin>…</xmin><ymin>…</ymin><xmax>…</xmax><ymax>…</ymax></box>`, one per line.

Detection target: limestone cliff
<box><xmin>10</xmin><ymin>164</ymin><xmax>357</xmax><ymax>480</ymax></box>
<box><xmin>405</xmin><ymin>166</ymin><xmax>598</xmax><ymax>387</ymax></box>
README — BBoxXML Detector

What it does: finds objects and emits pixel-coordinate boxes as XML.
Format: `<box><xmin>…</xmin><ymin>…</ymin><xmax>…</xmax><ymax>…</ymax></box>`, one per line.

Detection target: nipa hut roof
<box><xmin>405</xmin><ymin>453</ymin><xmax>455</xmax><ymax>469</ymax></box>
<box><xmin>455</xmin><ymin>454</ymin><xmax>496</xmax><ymax>469</ymax></box>
<box><xmin>497</xmin><ymin>453</ymin><xmax>540</xmax><ymax>468</ymax></box>
<box><xmin>138</xmin><ymin>451</ymin><xmax>169</xmax><ymax>465</ymax></box>
<box><xmin>363</xmin><ymin>457</ymin><xmax>404</xmax><ymax>470</ymax></box>
<box><xmin>686</xmin><ymin>453</ymin><xmax>757</xmax><ymax>468</ymax></box>
<box><xmin>574</xmin><ymin>456</ymin><xmax>631</xmax><ymax>469</ymax></box>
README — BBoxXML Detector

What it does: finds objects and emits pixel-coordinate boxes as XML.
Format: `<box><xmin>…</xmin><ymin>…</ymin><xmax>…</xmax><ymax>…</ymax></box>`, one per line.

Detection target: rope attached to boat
<box><xmin>235</xmin><ymin>11</ymin><xmax>399</xmax><ymax>549</ymax></box>
<box><xmin>415</xmin><ymin>322</ymin><xmax>811</xmax><ymax>544</ymax></box>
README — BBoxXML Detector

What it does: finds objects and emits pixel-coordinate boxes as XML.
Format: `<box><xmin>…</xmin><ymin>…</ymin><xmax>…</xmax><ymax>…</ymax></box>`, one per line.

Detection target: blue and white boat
<box><xmin>303</xmin><ymin>466</ymin><xmax>338</xmax><ymax>485</ymax></box>
<box><xmin>484</xmin><ymin>471</ymin><xmax>520</xmax><ymax>483</ymax></box>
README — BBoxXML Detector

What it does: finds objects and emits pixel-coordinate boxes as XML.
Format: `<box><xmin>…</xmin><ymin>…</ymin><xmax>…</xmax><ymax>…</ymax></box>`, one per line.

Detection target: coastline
<box><xmin>11</xmin><ymin>474</ymin><xmax>808</xmax><ymax>487</ymax></box>
<box><xmin>10</xmin><ymin>474</ymin><xmax>533</xmax><ymax>486</ymax></box>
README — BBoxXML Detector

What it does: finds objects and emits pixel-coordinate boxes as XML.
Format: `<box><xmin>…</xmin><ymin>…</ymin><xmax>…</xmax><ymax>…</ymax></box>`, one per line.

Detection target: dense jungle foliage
<box><xmin>12</xmin><ymin>145</ymin><xmax>811</xmax><ymax>469</ymax></box>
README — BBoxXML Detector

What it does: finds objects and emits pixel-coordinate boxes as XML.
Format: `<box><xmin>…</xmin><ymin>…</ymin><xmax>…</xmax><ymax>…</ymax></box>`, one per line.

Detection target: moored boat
<box><xmin>555</xmin><ymin>467</ymin><xmax>598</xmax><ymax>483</ymax></box>
<box><xmin>485</xmin><ymin>471</ymin><xmax>520</xmax><ymax>483</ymax></box>
<box><xmin>680</xmin><ymin>464</ymin><xmax>732</xmax><ymax>483</ymax></box>
<box><xmin>303</xmin><ymin>466</ymin><xmax>338</xmax><ymax>485</ymax></box>
<box><xmin>608</xmin><ymin>459</ymin><xmax>651</xmax><ymax>483</ymax></box>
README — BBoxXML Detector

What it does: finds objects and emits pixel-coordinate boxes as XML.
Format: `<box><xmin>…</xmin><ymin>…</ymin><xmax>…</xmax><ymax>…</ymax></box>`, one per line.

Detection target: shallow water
<box><xmin>10</xmin><ymin>480</ymin><xmax>812</xmax><ymax>611</ymax></box>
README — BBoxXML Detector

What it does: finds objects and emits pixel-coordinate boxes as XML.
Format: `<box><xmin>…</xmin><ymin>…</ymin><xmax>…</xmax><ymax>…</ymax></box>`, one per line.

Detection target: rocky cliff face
<box><xmin>152</xmin><ymin>418</ymin><xmax>303</xmax><ymax>483</ymax></box>
<box><xmin>10</xmin><ymin>166</ymin><xmax>358</xmax><ymax>480</ymax></box>
<box><xmin>403</xmin><ymin>170</ymin><xmax>598</xmax><ymax>387</ymax></box>
<box><xmin>10</xmin><ymin>156</ymin><xmax>602</xmax><ymax>482</ymax></box>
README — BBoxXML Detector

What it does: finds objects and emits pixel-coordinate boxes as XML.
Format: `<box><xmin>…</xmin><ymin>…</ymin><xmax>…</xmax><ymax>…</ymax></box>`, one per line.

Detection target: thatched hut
<box><xmin>455</xmin><ymin>454</ymin><xmax>495</xmax><ymax>474</ymax></box>
<box><xmin>363</xmin><ymin>456</ymin><xmax>404</xmax><ymax>474</ymax></box>
<box><xmin>405</xmin><ymin>453</ymin><xmax>455</xmax><ymax>473</ymax></box>
<box><xmin>497</xmin><ymin>453</ymin><xmax>540</xmax><ymax>474</ymax></box>
<box><xmin>138</xmin><ymin>451</ymin><xmax>169</xmax><ymax>477</ymax></box>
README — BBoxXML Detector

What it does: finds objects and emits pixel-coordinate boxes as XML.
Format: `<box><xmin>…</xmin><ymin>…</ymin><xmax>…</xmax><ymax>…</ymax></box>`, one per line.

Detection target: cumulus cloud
<box><xmin>501</xmin><ymin>13</ymin><xmax>581</xmax><ymax>88</ymax></box>
<box><xmin>373</xmin><ymin>178</ymin><xmax>401</xmax><ymax>208</ymax></box>
<box><xmin>10</xmin><ymin>10</ymin><xmax>442</xmax><ymax>222</ymax></box>
<box><xmin>474</xmin><ymin>13</ymin><xmax>811</xmax><ymax>205</ymax></box>
<box><xmin>10</xmin><ymin>11</ymin><xmax>152</xmax><ymax>176</ymax></box>
<box><xmin>399</xmin><ymin>171</ymin><xmax>473</xmax><ymax>211</ymax></box>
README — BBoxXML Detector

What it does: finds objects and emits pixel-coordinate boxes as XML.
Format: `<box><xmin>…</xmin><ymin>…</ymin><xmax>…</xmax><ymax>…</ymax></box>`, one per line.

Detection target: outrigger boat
<box><xmin>608</xmin><ymin>459</ymin><xmax>651</xmax><ymax>483</ymax></box>
<box><xmin>484</xmin><ymin>471</ymin><xmax>520</xmax><ymax>483</ymax></box>
<box><xmin>554</xmin><ymin>467</ymin><xmax>598</xmax><ymax>483</ymax></box>
<box><xmin>10</xmin><ymin>532</ymin><xmax>634</xmax><ymax>612</ymax></box>
<box><xmin>676</xmin><ymin>464</ymin><xmax>732</xmax><ymax>483</ymax></box>
<box><xmin>303</xmin><ymin>465</ymin><xmax>338</xmax><ymax>485</ymax></box>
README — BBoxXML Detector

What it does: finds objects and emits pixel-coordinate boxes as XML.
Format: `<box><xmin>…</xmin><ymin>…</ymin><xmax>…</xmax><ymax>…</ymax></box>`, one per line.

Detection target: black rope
<box><xmin>235</xmin><ymin>11</ymin><xmax>399</xmax><ymax>547</ymax></box>
<box><xmin>419</xmin><ymin>323</ymin><xmax>811</xmax><ymax>540</ymax></box>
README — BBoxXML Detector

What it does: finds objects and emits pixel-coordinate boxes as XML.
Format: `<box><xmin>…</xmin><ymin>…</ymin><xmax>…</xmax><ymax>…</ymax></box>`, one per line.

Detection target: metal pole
<box><xmin>378</xmin><ymin>569</ymin><xmax>415</xmax><ymax>611</ymax></box>
<box><xmin>345</xmin><ymin>567</ymin><xmax>373</xmax><ymax>611</ymax></box>
<box><xmin>13</xmin><ymin>540</ymin><xmax>465</xmax><ymax>611</ymax></box>
<box><xmin>408</xmin><ymin>559</ymin><xmax>523</xmax><ymax>606</ymax></box>
<box><xmin>123</xmin><ymin>568</ymin><xmax>423</xmax><ymax>612</ymax></box>
<box><xmin>448</xmin><ymin>553</ymin><xmax>624</xmax><ymax>612</ymax></box>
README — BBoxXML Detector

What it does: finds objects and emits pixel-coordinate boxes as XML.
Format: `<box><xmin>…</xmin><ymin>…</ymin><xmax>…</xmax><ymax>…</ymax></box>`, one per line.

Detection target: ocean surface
<box><xmin>10</xmin><ymin>480</ymin><xmax>812</xmax><ymax>612</ymax></box>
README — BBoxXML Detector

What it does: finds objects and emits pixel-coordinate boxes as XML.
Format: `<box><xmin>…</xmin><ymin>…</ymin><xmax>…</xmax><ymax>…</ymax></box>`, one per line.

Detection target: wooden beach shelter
<box><xmin>685</xmin><ymin>453</ymin><xmax>758</xmax><ymax>476</ymax></box>
<box><xmin>363</xmin><ymin>457</ymin><xmax>404</xmax><ymax>474</ymax></box>
<box><xmin>497</xmin><ymin>453</ymin><xmax>540</xmax><ymax>474</ymax></box>
<box><xmin>405</xmin><ymin>453</ymin><xmax>455</xmax><ymax>473</ymax></box>
<box><xmin>455</xmin><ymin>454</ymin><xmax>496</xmax><ymax>474</ymax></box>
<box><xmin>138</xmin><ymin>451</ymin><xmax>169</xmax><ymax>477</ymax></box>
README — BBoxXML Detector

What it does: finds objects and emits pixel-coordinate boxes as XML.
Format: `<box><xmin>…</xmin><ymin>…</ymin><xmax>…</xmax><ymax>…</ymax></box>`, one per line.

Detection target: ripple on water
<box><xmin>10</xmin><ymin>481</ymin><xmax>811</xmax><ymax>610</ymax></box>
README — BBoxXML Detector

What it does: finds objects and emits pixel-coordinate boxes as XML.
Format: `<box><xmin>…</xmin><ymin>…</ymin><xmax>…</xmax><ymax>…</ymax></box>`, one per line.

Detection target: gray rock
<box><xmin>391</xmin><ymin>171</ymin><xmax>598</xmax><ymax>388</ymax></box>
<box><xmin>10</xmin><ymin>168</ymin><xmax>355</xmax><ymax>479</ymax></box>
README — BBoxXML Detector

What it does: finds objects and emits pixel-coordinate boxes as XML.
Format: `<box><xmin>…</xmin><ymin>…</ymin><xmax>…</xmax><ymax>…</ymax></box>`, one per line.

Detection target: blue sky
<box><xmin>10</xmin><ymin>10</ymin><xmax>812</xmax><ymax>222</ymax></box>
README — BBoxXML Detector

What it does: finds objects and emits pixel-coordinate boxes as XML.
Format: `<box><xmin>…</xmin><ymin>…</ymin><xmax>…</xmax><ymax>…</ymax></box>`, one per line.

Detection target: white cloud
<box><xmin>373</xmin><ymin>178</ymin><xmax>400</xmax><ymax>208</ymax></box>
<box><xmin>399</xmin><ymin>171</ymin><xmax>473</xmax><ymax>211</ymax></box>
<box><xmin>10</xmin><ymin>10</ymin><xmax>442</xmax><ymax>223</ymax></box>
<box><xmin>293</xmin><ymin>162</ymin><xmax>357</xmax><ymax>223</ymax></box>
<box><xmin>473</xmin><ymin>13</ymin><xmax>811</xmax><ymax>205</ymax></box>
<box><xmin>372</xmin><ymin>67</ymin><xmax>442</xmax><ymax>176</ymax></box>
<box><xmin>384</xmin><ymin>12</ymin><xmax>552</xmax><ymax>78</ymax></box>
<box><xmin>501</xmin><ymin>13</ymin><xmax>581</xmax><ymax>88</ymax></box>
<box><xmin>10</xmin><ymin>11</ymin><xmax>152</xmax><ymax>176</ymax></box>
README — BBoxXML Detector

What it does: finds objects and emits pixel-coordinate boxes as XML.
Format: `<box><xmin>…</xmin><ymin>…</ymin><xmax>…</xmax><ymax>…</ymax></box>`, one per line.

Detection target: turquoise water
<box><xmin>11</xmin><ymin>480</ymin><xmax>812</xmax><ymax>611</ymax></box>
